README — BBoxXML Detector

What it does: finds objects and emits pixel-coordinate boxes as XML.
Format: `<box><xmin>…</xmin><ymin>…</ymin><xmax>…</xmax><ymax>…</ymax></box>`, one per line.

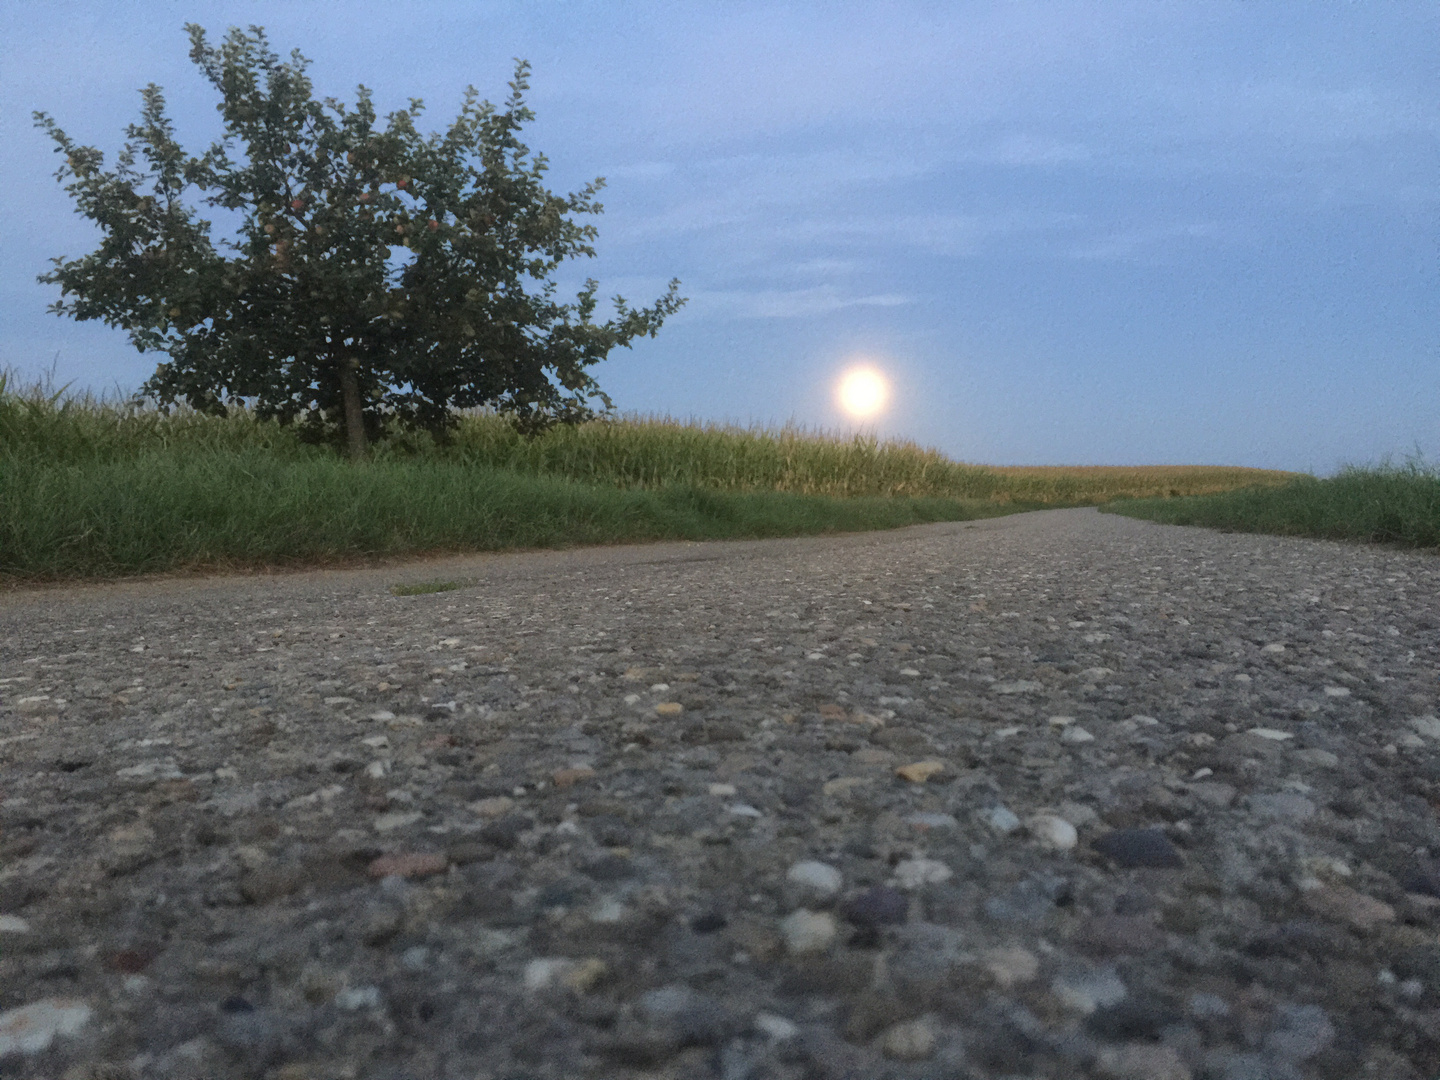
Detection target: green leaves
<box><xmin>36</xmin><ymin>24</ymin><xmax>684</xmax><ymax>457</ymax></box>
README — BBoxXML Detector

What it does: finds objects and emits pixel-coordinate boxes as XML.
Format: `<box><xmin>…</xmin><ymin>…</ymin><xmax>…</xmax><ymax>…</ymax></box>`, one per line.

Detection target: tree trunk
<box><xmin>338</xmin><ymin>360</ymin><xmax>367</xmax><ymax>461</ymax></box>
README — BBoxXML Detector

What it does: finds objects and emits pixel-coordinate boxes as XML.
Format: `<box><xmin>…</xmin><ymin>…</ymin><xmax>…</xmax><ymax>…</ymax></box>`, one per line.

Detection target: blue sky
<box><xmin>2</xmin><ymin>2</ymin><xmax>1435</xmax><ymax>471</ymax></box>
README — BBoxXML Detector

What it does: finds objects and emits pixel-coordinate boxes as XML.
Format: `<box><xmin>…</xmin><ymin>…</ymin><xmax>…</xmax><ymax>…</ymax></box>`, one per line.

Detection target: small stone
<box><xmin>1092</xmin><ymin>827</ymin><xmax>1184</xmax><ymax>869</ymax></box>
<box><xmin>1026</xmin><ymin>814</ymin><xmax>1078</xmax><ymax>851</ymax></box>
<box><xmin>983</xmin><ymin>805</ymin><xmax>1022</xmax><ymax>835</ymax></box>
<box><xmin>881</xmin><ymin>1017</ymin><xmax>935</xmax><ymax>1061</ymax></box>
<box><xmin>335</xmin><ymin>986</ymin><xmax>382</xmax><ymax>1011</ymax></box>
<box><xmin>1322</xmin><ymin>686</ymin><xmax>1351</xmax><ymax>698</ymax></box>
<box><xmin>1264</xmin><ymin>1003</ymin><xmax>1334</xmax><ymax>1062</ymax></box>
<box><xmin>0</xmin><ymin>915</ymin><xmax>30</xmax><ymax>934</ymax></box>
<box><xmin>1246</xmin><ymin>727</ymin><xmax>1294</xmax><ymax>741</ymax></box>
<box><xmin>992</xmin><ymin>680</ymin><xmax>1043</xmax><ymax>695</ymax></box>
<box><xmin>0</xmin><ymin>998</ymin><xmax>92</xmax><ymax>1057</ymax></box>
<box><xmin>1061</xmin><ymin>726</ymin><xmax>1095</xmax><ymax>744</ymax></box>
<box><xmin>1410</xmin><ymin>715</ymin><xmax>1440</xmax><ymax>740</ymax></box>
<box><xmin>893</xmin><ymin>858</ymin><xmax>952</xmax><ymax>889</ymax></box>
<box><xmin>1052</xmin><ymin>968</ymin><xmax>1127</xmax><ymax>1014</ymax></box>
<box><xmin>753</xmin><ymin>1012</ymin><xmax>798</xmax><ymax>1040</ymax></box>
<box><xmin>707</xmin><ymin>783</ymin><xmax>737</xmax><ymax>797</ymax></box>
<box><xmin>1400</xmin><ymin>858</ymin><xmax>1440</xmax><ymax>898</ymax></box>
<box><xmin>1262</xmin><ymin>643</ymin><xmax>1286</xmax><ymax>653</ymax></box>
<box><xmin>552</xmin><ymin>767</ymin><xmax>596</xmax><ymax>789</ymax></box>
<box><xmin>1295</xmin><ymin>747</ymin><xmax>1339</xmax><ymax>768</ymax></box>
<box><xmin>1095</xmin><ymin>1043</ymin><xmax>1192</xmax><ymax>1080</ymax></box>
<box><xmin>983</xmin><ymin>946</ymin><xmax>1040</xmax><ymax>988</ymax></box>
<box><xmin>1303</xmin><ymin>885</ymin><xmax>1395</xmax><ymax>931</ymax></box>
<box><xmin>366</xmin><ymin>852</ymin><xmax>447</xmax><ymax>880</ymax></box>
<box><xmin>1248</xmin><ymin>793</ymin><xmax>1316</xmax><ymax>821</ymax></box>
<box><xmin>655</xmin><ymin>702</ymin><xmax>684</xmax><ymax>717</ymax></box>
<box><xmin>524</xmin><ymin>957</ymin><xmax>576</xmax><ymax>991</ymax></box>
<box><xmin>1075</xmin><ymin>914</ymin><xmax>1166</xmax><ymax>956</ymax></box>
<box><xmin>1190</xmin><ymin>781</ymin><xmax>1237</xmax><ymax>808</ymax></box>
<box><xmin>469</xmin><ymin>796</ymin><xmax>515</xmax><ymax>818</ymax></box>
<box><xmin>727</xmin><ymin>803</ymin><xmax>762</xmax><ymax>817</ymax></box>
<box><xmin>842</xmin><ymin>886</ymin><xmax>909</xmax><ymax>928</ymax></box>
<box><xmin>786</xmin><ymin>860</ymin><xmax>844</xmax><ymax>901</ymax></box>
<box><xmin>895</xmin><ymin>760</ymin><xmax>945</xmax><ymax>783</ymax></box>
<box><xmin>561</xmin><ymin>957</ymin><xmax>608</xmax><ymax>992</ymax></box>
<box><xmin>780</xmin><ymin>909</ymin><xmax>837</xmax><ymax>954</ymax></box>
<box><xmin>372</xmin><ymin>811</ymin><xmax>423</xmax><ymax>833</ymax></box>
<box><xmin>822</xmin><ymin>776</ymin><xmax>869</xmax><ymax>797</ymax></box>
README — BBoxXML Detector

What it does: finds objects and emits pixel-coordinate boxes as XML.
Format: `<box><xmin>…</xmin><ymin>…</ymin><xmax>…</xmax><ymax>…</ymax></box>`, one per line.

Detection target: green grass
<box><xmin>390</xmin><ymin>579</ymin><xmax>464</xmax><ymax>596</ymax></box>
<box><xmin>1107</xmin><ymin>461</ymin><xmax>1440</xmax><ymax>549</ymax></box>
<box><xmin>0</xmin><ymin>369</ymin><xmax>1299</xmax><ymax>583</ymax></box>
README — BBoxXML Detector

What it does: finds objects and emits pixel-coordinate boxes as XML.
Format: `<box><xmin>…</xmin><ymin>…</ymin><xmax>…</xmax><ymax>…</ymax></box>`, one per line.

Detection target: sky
<box><xmin>2</xmin><ymin>2</ymin><xmax>1435</xmax><ymax>472</ymax></box>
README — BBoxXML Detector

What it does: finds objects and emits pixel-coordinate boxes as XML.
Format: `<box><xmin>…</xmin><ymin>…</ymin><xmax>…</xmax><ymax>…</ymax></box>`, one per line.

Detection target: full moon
<box><xmin>836</xmin><ymin>366</ymin><xmax>891</xmax><ymax>419</ymax></box>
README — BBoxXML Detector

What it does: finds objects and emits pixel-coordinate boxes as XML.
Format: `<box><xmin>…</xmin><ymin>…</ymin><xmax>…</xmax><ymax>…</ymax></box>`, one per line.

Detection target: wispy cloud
<box><xmin>685</xmin><ymin>286</ymin><xmax>912</xmax><ymax>320</ymax></box>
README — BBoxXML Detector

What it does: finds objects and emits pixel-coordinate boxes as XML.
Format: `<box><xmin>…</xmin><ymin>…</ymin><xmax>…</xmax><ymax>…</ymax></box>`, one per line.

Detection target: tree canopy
<box><xmin>35</xmin><ymin>24</ymin><xmax>684</xmax><ymax>457</ymax></box>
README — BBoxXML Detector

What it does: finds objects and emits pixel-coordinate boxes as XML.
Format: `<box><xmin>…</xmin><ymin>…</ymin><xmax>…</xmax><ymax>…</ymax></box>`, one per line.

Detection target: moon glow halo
<box><xmin>836</xmin><ymin>366</ymin><xmax>891</xmax><ymax>420</ymax></box>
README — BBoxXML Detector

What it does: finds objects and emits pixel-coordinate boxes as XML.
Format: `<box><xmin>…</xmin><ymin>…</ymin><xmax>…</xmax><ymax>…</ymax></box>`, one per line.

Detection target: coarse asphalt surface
<box><xmin>1</xmin><ymin>506</ymin><xmax>1439</xmax><ymax>1079</ymax></box>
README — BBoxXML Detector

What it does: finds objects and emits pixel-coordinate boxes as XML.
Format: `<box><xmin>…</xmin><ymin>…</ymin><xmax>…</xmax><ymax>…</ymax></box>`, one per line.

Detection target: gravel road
<box><xmin>2</xmin><ymin>506</ymin><xmax>1439</xmax><ymax>1080</ymax></box>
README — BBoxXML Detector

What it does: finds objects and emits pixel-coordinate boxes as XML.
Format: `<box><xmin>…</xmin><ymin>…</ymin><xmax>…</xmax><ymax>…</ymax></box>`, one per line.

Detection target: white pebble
<box><xmin>727</xmin><ymin>803</ymin><xmax>763</xmax><ymax>818</ymax></box>
<box><xmin>335</xmin><ymin>985</ymin><xmax>382</xmax><ymax>1011</ymax></box>
<box><xmin>984</xmin><ymin>946</ymin><xmax>1040</xmax><ymax>988</ymax></box>
<box><xmin>372</xmin><ymin>811</ymin><xmax>423</xmax><ymax>833</ymax></box>
<box><xmin>707</xmin><ymin>783</ymin><xmax>737</xmax><ymax>797</ymax></box>
<box><xmin>754</xmin><ymin>1012</ymin><xmax>799</xmax><ymax>1040</ymax></box>
<box><xmin>1027</xmin><ymin>814</ymin><xmax>1078</xmax><ymax>851</ymax></box>
<box><xmin>780</xmin><ymin>909</ymin><xmax>837</xmax><ymax>954</ymax></box>
<box><xmin>524</xmin><ymin>957</ymin><xmax>575</xmax><ymax>991</ymax></box>
<box><xmin>1052</xmin><ymin>968</ymin><xmax>1127</xmax><ymax>1014</ymax></box>
<box><xmin>1061</xmin><ymin>725</ymin><xmax>1095</xmax><ymax>744</ymax></box>
<box><xmin>0</xmin><ymin>998</ymin><xmax>92</xmax><ymax>1056</ymax></box>
<box><xmin>0</xmin><ymin>915</ymin><xmax>30</xmax><ymax>934</ymax></box>
<box><xmin>1323</xmin><ymin>686</ymin><xmax>1351</xmax><ymax>698</ymax></box>
<box><xmin>786</xmin><ymin>860</ymin><xmax>844</xmax><ymax>900</ymax></box>
<box><xmin>983</xmin><ymin>805</ymin><xmax>1022</xmax><ymax>835</ymax></box>
<box><xmin>1247</xmin><ymin>727</ymin><xmax>1294</xmax><ymax>741</ymax></box>
<box><xmin>881</xmin><ymin>1017</ymin><xmax>936</xmax><ymax>1061</ymax></box>
<box><xmin>894</xmin><ymin>858</ymin><xmax>952</xmax><ymax>889</ymax></box>
<box><xmin>1410</xmin><ymin>715</ymin><xmax>1440</xmax><ymax>740</ymax></box>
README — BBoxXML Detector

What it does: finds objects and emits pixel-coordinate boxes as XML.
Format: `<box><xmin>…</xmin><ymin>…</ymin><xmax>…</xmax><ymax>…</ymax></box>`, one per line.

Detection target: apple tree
<box><xmin>35</xmin><ymin>24</ymin><xmax>684</xmax><ymax>458</ymax></box>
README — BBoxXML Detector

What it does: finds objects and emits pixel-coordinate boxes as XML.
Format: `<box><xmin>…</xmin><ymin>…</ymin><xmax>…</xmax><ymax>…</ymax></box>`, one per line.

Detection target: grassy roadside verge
<box><xmin>0</xmin><ymin>450</ymin><xmax>1027</xmax><ymax>582</ymax></box>
<box><xmin>1105</xmin><ymin>463</ymin><xmax>1440</xmax><ymax>549</ymax></box>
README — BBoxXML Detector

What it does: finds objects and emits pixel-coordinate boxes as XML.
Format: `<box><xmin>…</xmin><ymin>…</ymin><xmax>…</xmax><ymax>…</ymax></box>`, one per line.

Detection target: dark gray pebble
<box><xmin>1092</xmin><ymin>827</ymin><xmax>1185</xmax><ymax>868</ymax></box>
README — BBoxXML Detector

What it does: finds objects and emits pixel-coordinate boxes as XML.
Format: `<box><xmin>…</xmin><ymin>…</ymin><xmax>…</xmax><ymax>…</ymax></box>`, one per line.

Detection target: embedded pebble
<box><xmin>894</xmin><ymin>759</ymin><xmax>944</xmax><ymax>783</ymax></box>
<box><xmin>984</xmin><ymin>945</ymin><xmax>1040</xmax><ymax>988</ymax></box>
<box><xmin>366</xmin><ymin>851</ymin><xmax>448</xmax><ymax>880</ymax></box>
<box><xmin>1092</xmin><ymin>827</ymin><xmax>1184</xmax><ymax>868</ymax></box>
<box><xmin>893</xmin><ymin>857</ymin><xmax>952</xmax><ymax>889</ymax></box>
<box><xmin>1026</xmin><ymin>813</ymin><xmax>1078</xmax><ymax>851</ymax></box>
<box><xmin>1052</xmin><ymin>968</ymin><xmax>1128</xmax><ymax>1014</ymax></box>
<box><xmin>982</xmin><ymin>805</ymin><xmax>1022</xmax><ymax>834</ymax></box>
<box><xmin>0</xmin><ymin>998</ymin><xmax>92</xmax><ymax>1057</ymax></box>
<box><xmin>753</xmin><ymin>1012</ymin><xmax>798</xmax><ymax>1040</ymax></box>
<box><xmin>1060</xmin><ymin>725</ymin><xmax>1095</xmax><ymax>744</ymax></box>
<box><xmin>0</xmin><ymin>915</ymin><xmax>31</xmax><ymax>934</ymax></box>
<box><xmin>780</xmin><ymin>909</ymin><xmax>837</xmax><ymax>953</ymax></box>
<box><xmin>786</xmin><ymin>860</ymin><xmax>844</xmax><ymax>901</ymax></box>
<box><xmin>881</xmin><ymin>1017</ymin><xmax>936</xmax><ymax>1061</ymax></box>
<box><xmin>842</xmin><ymin>886</ymin><xmax>909</xmax><ymax>928</ymax></box>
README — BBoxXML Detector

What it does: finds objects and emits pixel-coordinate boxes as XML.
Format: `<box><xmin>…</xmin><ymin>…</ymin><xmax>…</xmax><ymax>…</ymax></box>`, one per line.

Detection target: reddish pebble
<box><xmin>367</xmin><ymin>852</ymin><xmax>448</xmax><ymax>880</ymax></box>
<box><xmin>552</xmin><ymin>767</ymin><xmax>596</xmax><ymax>789</ymax></box>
